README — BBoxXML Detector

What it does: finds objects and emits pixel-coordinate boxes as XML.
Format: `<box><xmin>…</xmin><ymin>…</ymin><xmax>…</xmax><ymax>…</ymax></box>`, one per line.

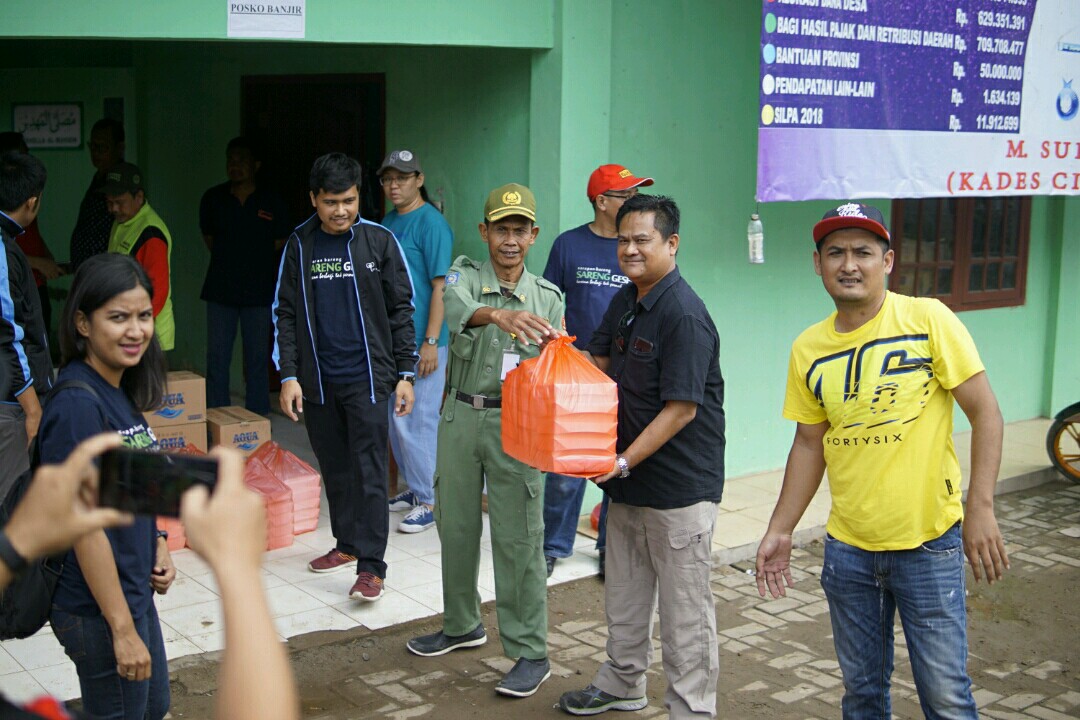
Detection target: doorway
<box><xmin>241</xmin><ymin>73</ymin><xmax>386</xmax><ymax>226</ymax></box>
<box><xmin>240</xmin><ymin>73</ymin><xmax>386</xmax><ymax>391</ymax></box>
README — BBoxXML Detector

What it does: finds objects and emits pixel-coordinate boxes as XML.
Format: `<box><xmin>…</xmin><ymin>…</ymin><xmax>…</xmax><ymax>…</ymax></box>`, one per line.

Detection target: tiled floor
<box><xmin>0</xmin><ymin>417</ymin><xmax>1056</xmax><ymax>703</ymax></box>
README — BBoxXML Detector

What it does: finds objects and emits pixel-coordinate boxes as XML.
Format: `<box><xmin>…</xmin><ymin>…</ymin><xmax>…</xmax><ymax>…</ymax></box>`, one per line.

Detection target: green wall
<box><xmin>2</xmin><ymin>0</ymin><xmax>554</xmax><ymax>49</ymax></box>
<box><xmin>0</xmin><ymin>65</ymin><xmax>136</xmax><ymax>337</ymax></box>
<box><xmin>129</xmin><ymin>40</ymin><xmax>533</xmax><ymax>370</ymax></box>
<box><xmin>2</xmin><ymin>39</ymin><xmax>534</xmax><ymax>375</ymax></box>
<box><xmin>602</xmin><ymin>0</ymin><xmax>1075</xmax><ymax>473</ymax></box>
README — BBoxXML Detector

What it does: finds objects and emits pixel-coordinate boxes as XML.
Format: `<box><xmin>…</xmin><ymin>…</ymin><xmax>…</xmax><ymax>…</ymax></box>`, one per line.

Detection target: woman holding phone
<box><xmin>39</xmin><ymin>253</ymin><xmax>173</xmax><ymax>720</ymax></box>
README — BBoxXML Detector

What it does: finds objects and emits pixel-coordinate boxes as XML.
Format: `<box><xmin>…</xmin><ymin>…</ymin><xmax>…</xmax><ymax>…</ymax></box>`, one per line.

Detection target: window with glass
<box><xmin>889</xmin><ymin>197</ymin><xmax>1030</xmax><ymax>311</ymax></box>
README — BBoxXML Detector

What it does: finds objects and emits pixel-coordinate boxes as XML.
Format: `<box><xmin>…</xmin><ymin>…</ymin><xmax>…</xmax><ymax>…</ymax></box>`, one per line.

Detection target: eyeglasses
<box><xmin>379</xmin><ymin>173</ymin><xmax>417</xmax><ymax>187</ymax></box>
<box><xmin>602</xmin><ymin>191</ymin><xmax>636</xmax><ymax>201</ymax></box>
<box><xmin>614</xmin><ymin>310</ymin><xmax>635</xmax><ymax>353</ymax></box>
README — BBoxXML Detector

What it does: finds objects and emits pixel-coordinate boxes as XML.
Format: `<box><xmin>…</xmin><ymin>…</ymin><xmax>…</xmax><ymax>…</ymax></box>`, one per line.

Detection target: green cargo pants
<box><xmin>433</xmin><ymin>397</ymin><xmax>548</xmax><ymax>660</ymax></box>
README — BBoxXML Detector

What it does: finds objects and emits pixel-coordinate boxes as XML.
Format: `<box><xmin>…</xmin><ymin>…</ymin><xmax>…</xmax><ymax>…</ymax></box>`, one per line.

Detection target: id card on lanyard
<box><xmin>501</xmin><ymin>350</ymin><xmax>520</xmax><ymax>381</ymax></box>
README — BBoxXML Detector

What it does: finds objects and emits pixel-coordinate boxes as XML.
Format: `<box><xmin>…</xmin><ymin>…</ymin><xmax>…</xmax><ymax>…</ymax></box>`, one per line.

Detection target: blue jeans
<box><xmin>51</xmin><ymin>603</ymin><xmax>170</xmax><ymax>720</ymax></box>
<box><xmin>820</xmin><ymin>523</ymin><xmax>977</xmax><ymax>720</ymax></box>
<box><xmin>388</xmin><ymin>345</ymin><xmax>446</xmax><ymax>506</ymax></box>
<box><xmin>206</xmin><ymin>301</ymin><xmax>271</xmax><ymax>416</ymax></box>
<box><xmin>544</xmin><ymin>475</ymin><xmax>609</xmax><ymax>557</ymax></box>
<box><xmin>542</xmin><ymin>473</ymin><xmax>587</xmax><ymax>558</ymax></box>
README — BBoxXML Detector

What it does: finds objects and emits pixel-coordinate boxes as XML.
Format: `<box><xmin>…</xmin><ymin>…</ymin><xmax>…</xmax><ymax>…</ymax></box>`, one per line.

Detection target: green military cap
<box><xmin>484</xmin><ymin>183</ymin><xmax>536</xmax><ymax>223</ymax></box>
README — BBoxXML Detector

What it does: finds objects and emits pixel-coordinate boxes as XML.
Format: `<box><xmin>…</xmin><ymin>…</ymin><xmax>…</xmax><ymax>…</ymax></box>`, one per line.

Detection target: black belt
<box><xmin>455</xmin><ymin>390</ymin><xmax>501</xmax><ymax>409</ymax></box>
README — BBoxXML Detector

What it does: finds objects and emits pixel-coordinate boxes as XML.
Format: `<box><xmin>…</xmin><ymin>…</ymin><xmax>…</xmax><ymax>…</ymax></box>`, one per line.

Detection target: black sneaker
<box><xmin>406</xmin><ymin>624</ymin><xmax>486</xmax><ymax>657</ymax></box>
<box><xmin>546</xmin><ymin>556</ymin><xmax>557</xmax><ymax>577</ymax></box>
<box><xmin>495</xmin><ymin>657</ymin><xmax>551</xmax><ymax>698</ymax></box>
<box><xmin>558</xmin><ymin>684</ymin><xmax>648</xmax><ymax>715</ymax></box>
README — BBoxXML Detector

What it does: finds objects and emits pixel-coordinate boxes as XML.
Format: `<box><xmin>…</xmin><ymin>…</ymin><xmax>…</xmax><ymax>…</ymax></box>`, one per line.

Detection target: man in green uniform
<box><xmin>406</xmin><ymin>183</ymin><xmax>564</xmax><ymax>699</ymax></box>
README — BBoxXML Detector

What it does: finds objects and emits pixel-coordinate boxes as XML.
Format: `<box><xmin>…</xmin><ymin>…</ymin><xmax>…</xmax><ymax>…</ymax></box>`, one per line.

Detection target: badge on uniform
<box><xmin>445</xmin><ymin>272</ymin><xmax>460</xmax><ymax>286</ymax></box>
<box><xmin>500</xmin><ymin>351</ymin><xmax>520</xmax><ymax>381</ymax></box>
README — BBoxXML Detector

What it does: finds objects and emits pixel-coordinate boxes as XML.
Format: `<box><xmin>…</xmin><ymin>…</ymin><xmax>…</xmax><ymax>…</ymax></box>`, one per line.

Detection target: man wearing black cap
<box><xmin>755</xmin><ymin>202</ymin><xmax>1008</xmax><ymax>719</ymax></box>
<box><xmin>103</xmin><ymin>162</ymin><xmax>175</xmax><ymax>351</ymax></box>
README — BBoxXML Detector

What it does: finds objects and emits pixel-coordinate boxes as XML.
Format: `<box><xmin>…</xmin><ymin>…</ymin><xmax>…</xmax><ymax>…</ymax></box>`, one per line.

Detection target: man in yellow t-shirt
<box><xmin>755</xmin><ymin>203</ymin><xmax>1009</xmax><ymax>719</ymax></box>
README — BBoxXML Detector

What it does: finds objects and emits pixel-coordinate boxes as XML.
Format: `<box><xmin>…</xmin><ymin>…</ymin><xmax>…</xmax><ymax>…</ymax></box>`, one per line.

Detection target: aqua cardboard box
<box><xmin>207</xmin><ymin>406</ymin><xmax>271</xmax><ymax>457</ymax></box>
<box><xmin>145</xmin><ymin>371</ymin><xmax>206</xmax><ymax>427</ymax></box>
<box><xmin>153</xmin><ymin>421</ymin><xmax>208</xmax><ymax>453</ymax></box>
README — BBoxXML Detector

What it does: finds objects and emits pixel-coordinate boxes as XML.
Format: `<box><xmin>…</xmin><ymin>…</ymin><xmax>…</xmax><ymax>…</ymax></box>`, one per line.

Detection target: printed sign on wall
<box><xmin>12</xmin><ymin>104</ymin><xmax>82</xmax><ymax>149</ymax></box>
<box><xmin>757</xmin><ymin>0</ymin><xmax>1080</xmax><ymax>200</ymax></box>
<box><xmin>227</xmin><ymin>1</ymin><xmax>305</xmax><ymax>39</ymax></box>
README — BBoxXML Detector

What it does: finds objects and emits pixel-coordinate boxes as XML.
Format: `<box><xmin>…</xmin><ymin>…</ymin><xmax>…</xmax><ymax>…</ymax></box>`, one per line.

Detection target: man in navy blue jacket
<box><xmin>0</xmin><ymin>151</ymin><xmax>53</xmax><ymax>495</ymax></box>
<box><xmin>273</xmin><ymin>153</ymin><xmax>416</xmax><ymax>602</ymax></box>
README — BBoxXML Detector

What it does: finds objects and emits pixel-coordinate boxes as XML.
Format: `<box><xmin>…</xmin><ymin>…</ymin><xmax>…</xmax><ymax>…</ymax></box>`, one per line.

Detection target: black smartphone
<box><xmin>99</xmin><ymin>448</ymin><xmax>218</xmax><ymax>518</ymax></box>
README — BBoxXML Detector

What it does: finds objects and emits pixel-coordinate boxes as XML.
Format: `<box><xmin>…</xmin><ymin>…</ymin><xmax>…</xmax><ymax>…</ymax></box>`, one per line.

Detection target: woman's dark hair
<box><xmin>59</xmin><ymin>254</ymin><xmax>167</xmax><ymax>412</ymax></box>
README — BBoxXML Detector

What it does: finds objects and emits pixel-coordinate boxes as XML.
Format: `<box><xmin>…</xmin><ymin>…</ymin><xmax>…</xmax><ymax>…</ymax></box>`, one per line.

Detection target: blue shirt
<box><xmin>310</xmin><ymin>228</ymin><xmax>370</xmax><ymax>385</ymax></box>
<box><xmin>40</xmin><ymin>360</ymin><xmax>158</xmax><ymax>619</ymax></box>
<box><xmin>381</xmin><ymin>203</ymin><xmax>453</xmax><ymax>348</ymax></box>
<box><xmin>542</xmin><ymin>223</ymin><xmax>629</xmax><ymax>349</ymax></box>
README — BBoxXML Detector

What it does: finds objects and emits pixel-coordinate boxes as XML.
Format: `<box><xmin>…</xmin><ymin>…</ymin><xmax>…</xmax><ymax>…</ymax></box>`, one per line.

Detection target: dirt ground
<box><xmin>164</xmin><ymin>481</ymin><xmax>1080</xmax><ymax>719</ymax></box>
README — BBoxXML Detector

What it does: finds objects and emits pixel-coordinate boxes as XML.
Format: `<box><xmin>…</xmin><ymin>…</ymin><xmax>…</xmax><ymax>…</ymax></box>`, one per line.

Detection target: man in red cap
<box><xmin>755</xmin><ymin>202</ymin><xmax>1008</xmax><ymax>719</ymax></box>
<box><xmin>540</xmin><ymin>164</ymin><xmax>652</xmax><ymax>578</ymax></box>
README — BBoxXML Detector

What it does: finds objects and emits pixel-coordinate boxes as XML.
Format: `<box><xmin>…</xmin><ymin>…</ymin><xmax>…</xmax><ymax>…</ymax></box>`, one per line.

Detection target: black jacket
<box><xmin>0</xmin><ymin>212</ymin><xmax>53</xmax><ymax>403</ymax></box>
<box><xmin>272</xmin><ymin>213</ymin><xmax>417</xmax><ymax>405</ymax></box>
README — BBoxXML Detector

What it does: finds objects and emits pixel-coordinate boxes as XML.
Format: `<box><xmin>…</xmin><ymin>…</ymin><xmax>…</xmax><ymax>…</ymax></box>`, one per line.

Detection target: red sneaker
<box><xmin>307</xmin><ymin>549</ymin><xmax>358</xmax><ymax>574</ymax></box>
<box><xmin>350</xmin><ymin>572</ymin><xmax>384</xmax><ymax>602</ymax></box>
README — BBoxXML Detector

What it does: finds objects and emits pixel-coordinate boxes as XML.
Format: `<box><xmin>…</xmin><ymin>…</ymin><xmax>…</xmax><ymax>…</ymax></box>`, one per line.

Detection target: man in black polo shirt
<box><xmin>559</xmin><ymin>195</ymin><xmax>725</xmax><ymax>718</ymax></box>
<box><xmin>200</xmin><ymin>137</ymin><xmax>290</xmax><ymax>416</ymax></box>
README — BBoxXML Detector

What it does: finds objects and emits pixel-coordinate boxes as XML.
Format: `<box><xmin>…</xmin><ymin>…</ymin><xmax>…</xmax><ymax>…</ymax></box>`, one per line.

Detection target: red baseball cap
<box><xmin>587</xmin><ymin>164</ymin><xmax>654</xmax><ymax>202</ymax></box>
<box><xmin>813</xmin><ymin>202</ymin><xmax>891</xmax><ymax>246</ymax></box>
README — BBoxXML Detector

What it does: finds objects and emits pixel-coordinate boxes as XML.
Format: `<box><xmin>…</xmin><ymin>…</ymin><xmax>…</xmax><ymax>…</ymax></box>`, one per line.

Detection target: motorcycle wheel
<box><xmin>1047</xmin><ymin>414</ymin><xmax>1080</xmax><ymax>483</ymax></box>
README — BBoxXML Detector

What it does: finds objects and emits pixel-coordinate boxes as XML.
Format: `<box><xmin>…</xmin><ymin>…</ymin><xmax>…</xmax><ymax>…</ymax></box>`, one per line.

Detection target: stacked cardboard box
<box><xmin>147</xmin><ymin>371</ymin><xmax>207</xmax><ymax>453</ymax></box>
<box><xmin>250</xmin><ymin>442</ymin><xmax>322</xmax><ymax>535</ymax></box>
<box><xmin>207</xmin><ymin>406</ymin><xmax>271</xmax><ymax>457</ymax></box>
<box><xmin>154</xmin><ymin>437</ymin><xmax>210</xmax><ymax>551</ymax></box>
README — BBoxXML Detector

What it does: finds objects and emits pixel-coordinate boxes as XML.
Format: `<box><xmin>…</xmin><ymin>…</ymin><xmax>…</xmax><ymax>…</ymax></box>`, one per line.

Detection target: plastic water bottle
<box><xmin>748</xmin><ymin>213</ymin><xmax>764</xmax><ymax>264</ymax></box>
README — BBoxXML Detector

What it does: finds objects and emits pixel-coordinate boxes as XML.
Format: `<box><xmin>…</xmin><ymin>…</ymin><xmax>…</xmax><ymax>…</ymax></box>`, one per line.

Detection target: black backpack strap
<box><xmin>31</xmin><ymin>379</ymin><xmax>105</xmax><ymax>469</ymax></box>
<box><xmin>46</xmin><ymin>379</ymin><xmax>103</xmax><ymax>405</ymax></box>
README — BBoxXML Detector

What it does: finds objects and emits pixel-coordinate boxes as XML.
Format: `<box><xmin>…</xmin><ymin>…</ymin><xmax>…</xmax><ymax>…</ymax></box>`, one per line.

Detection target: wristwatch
<box><xmin>616</xmin><ymin>455</ymin><xmax>630</xmax><ymax>479</ymax></box>
<box><xmin>424</xmin><ymin>337</ymin><xmax>438</xmax><ymax>346</ymax></box>
<box><xmin>402</xmin><ymin>375</ymin><xmax>416</xmax><ymax>385</ymax></box>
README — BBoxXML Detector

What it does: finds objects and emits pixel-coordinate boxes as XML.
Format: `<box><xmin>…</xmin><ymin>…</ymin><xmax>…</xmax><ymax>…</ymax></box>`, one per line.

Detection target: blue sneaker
<box><xmin>389</xmin><ymin>489</ymin><xmax>418</xmax><ymax>511</ymax></box>
<box><xmin>398</xmin><ymin>504</ymin><xmax>435</xmax><ymax>533</ymax></box>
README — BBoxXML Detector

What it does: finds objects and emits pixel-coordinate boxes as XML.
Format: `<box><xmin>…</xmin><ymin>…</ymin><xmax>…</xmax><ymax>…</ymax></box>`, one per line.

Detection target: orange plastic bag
<box><xmin>243</xmin><ymin>458</ymin><xmax>295</xmax><ymax>551</ymax></box>
<box><xmin>250</xmin><ymin>441</ymin><xmax>322</xmax><ymax>535</ymax></box>
<box><xmin>502</xmin><ymin>335</ymin><xmax>617</xmax><ymax>477</ymax></box>
<box><xmin>155</xmin><ymin>441</ymin><xmax>208</xmax><ymax>550</ymax></box>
